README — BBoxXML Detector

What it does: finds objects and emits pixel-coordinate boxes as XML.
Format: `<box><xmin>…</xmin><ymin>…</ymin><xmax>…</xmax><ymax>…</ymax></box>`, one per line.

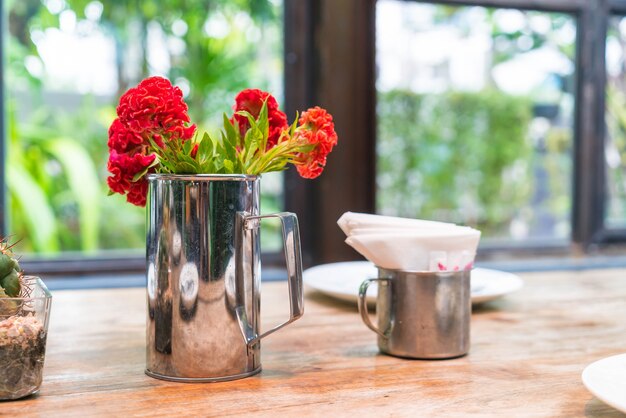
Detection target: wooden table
<box><xmin>3</xmin><ymin>269</ymin><xmax>626</xmax><ymax>417</ymax></box>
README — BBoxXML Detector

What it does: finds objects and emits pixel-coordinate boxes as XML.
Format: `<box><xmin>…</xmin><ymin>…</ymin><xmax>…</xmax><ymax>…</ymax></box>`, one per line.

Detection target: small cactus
<box><xmin>0</xmin><ymin>239</ymin><xmax>21</xmax><ymax>298</ymax></box>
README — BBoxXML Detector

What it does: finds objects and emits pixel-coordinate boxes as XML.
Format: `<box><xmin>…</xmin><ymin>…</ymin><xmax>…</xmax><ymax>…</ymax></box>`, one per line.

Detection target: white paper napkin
<box><xmin>337</xmin><ymin>212</ymin><xmax>454</xmax><ymax>235</ymax></box>
<box><xmin>339</xmin><ymin>212</ymin><xmax>481</xmax><ymax>271</ymax></box>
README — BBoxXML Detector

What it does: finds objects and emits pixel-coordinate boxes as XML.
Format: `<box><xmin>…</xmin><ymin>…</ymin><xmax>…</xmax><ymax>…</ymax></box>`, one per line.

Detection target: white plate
<box><xmin>582</xmin><ymin>353</ymin><xmax>626</xmax><ymax>413</ymax></box>
<box><xmin>303</xmin><ymin>261</ymin><xmax>523</xmax><ymax>305</ymax></box>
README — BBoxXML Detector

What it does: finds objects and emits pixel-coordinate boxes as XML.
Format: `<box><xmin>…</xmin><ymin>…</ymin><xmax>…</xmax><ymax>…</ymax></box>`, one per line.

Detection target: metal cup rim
<box><xmin>147</xmin><ymin>173</ymin><xmax>260</xmax><ymax>182</ymax></box>
<box><xmin>376</xmin><ymin>266</ymin><xmax>472</xmax><ymax>277</ymax></box>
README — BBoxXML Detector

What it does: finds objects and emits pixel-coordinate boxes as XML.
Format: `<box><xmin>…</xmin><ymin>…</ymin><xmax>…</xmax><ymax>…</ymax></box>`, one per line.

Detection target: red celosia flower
<box><xmin>107</xmin><ymin>150</ymin><xmax>156</xmax><ymax>206</ymax></box>
<box><xmin>232</xmin><ymin>88</ymin><xmax>288</xmax><ymax>148</ymax></box>
<box><xmin>108</xmin><ymin>118</ymin><xmax>145</xmax><ymax>153</ymax></box>
<box><xmin>107</xmin><ymin>76</ymin><xmax>196</xmax><ymax>207</ymax></box>
<box><xmin>294</xmin><ymin>107</ymin><xmax>338</xmax><ymax>179</ymax></box>
<box><xmin>107</xmin><ymin>80</ymin><xmax>338</xmax><ymax>208</ymax></box>
<box><xmin>117</xmin><ymin>76</ymin><xmax>196</xmax><ymax>142</ymax></box>
<box><xmin>126</xmin><ymin>180</ymin><xmax>150</xmax><ymax>208</ymax></box>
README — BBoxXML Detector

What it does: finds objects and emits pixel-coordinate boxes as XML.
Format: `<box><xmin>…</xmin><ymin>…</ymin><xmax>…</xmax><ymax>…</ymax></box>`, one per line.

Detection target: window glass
<box><xmin>605</xmin><ymin>15</ymin><xmax>626</xmax><ymax>230</ymax></box>
<box><xmin>5</xmin><ymin>0</ymin><xmax>284</xmax><ymax>256</ymax></box>
<box><xmin>376</xmin><ymin>1</ymin><xmax>576</xmax><ymax>244</ymax></box>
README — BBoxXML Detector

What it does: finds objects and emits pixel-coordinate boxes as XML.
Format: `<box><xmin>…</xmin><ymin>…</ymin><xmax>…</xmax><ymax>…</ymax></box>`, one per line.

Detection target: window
<box><xmin>376</xmin><ymin>2</ymin><xmax>576</xmax><ymax>246</ymax></box>
<box><xmin>284</xmin><ymin>0</ymin><xmax>626</xmax><ymax>266</ymax></box>
<box><xmin>3</xmin><ymin>0</ymin><xmax>284</xmax><ymax>272</ymax></box>
<box><xmin>4</xmin><ymin>0</ymin><xmax>626</xmax><ymax>272</ymax></box>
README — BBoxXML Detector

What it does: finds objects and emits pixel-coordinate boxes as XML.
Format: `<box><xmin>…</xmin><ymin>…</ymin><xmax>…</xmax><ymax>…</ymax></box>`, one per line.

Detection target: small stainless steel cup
<box><xmin>358</xmin><ymin>268</ymin><xmax>470</xmax><ymax>359</ymax></box>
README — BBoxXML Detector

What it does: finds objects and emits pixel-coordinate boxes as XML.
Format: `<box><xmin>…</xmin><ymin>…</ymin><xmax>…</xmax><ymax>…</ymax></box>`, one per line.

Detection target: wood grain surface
<box><xmin>2</xmin><ymin>269</ymin><xmax>626</xmax><ymax>417</ymax></box>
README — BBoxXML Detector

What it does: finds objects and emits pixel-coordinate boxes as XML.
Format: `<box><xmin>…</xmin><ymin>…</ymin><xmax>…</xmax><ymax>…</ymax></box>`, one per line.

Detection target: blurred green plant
<box><xmin>5</xmin><ymin>0</ymin><xmax>283</xmax><ymax>255</ymax></box>
<box><xmin>6</xmin><ymin>99</ymin><xmax>148</xmax><ymax>253</ymax></box>
<box><xmin>605</xmin><ymin>86</ymin><xmax>626</xmax><ymax>224</ymax></box>
<box><xmin>377</xmin><ymin>89</ymin><xmax>534</xmax><ymax>235</ymax></box>
<box><xmin>603</xmin><ymin>18</ymin><xmax>626</xmax><ymax>228</ymax></box>
<box><xmin>376</xmin><ymin>4</ymin><xmax>575</xmax><ymax>240</ymax></box>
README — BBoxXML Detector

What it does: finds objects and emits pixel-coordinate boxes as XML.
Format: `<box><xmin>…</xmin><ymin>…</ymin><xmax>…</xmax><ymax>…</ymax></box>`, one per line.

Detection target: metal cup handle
<box><xmin>237</xmin><ymin>212</ymin><xmax>304</xmax><ymax>350</ymax></box>
<box><xmin>358</xmin><ymin>278</ymin><xmax>390</xmax><ymax>339</ymax></box>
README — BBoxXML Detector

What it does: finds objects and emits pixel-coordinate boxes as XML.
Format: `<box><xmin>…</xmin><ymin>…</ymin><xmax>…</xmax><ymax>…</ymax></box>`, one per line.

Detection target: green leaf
<box><xmin>288</xmin><ymin>113</ymin><xmax>299</xmax><ymax>138</ymax></box>
<box><xmin>223</xmin><ymin>113</ymin><xmax>239</xmax><ymax>147</ymax></box>
<box><xmin>132</xmin><ymin>166</ymin><xmax>151</xmax><ymax>182</ymax></box>
<box><xmin>198</xmin><ymin>132</ymin><xmax>213</xmax><ymax>160</ymax></box>
<box><xmin>7</xmin><ymin>164</ymin><xmax>59</xmax><ymax>252</ymax></box>
<box><xmin>221</xmin><ymin>131</ymin><xmax>238</xmax><ymax>163</ymax></box>
<box><xmin>177</xmin><ymin>161</ymin><xmax>198</xmax><ymax>173</ymax></box>
<box><xmin>257</xmin><ymin>100</ymin><xmax>270</xmax><ymax>149</ymax></box>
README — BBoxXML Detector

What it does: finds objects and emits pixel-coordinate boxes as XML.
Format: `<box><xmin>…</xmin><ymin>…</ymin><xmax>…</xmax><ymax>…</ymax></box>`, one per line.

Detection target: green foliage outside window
<box><xmin>5</xmin><ymin>0</ymin><xmax>283</xmax><ymax>254</ymax></box>
<box><xmin>606</xmin><ymin>86</ymin><xmax>626</xmax><ymax>224</ymax></box>
<box><xmin>377</xmin><ymin>89</ymin><xmax>535</xmax><ymax>236</ymax></box>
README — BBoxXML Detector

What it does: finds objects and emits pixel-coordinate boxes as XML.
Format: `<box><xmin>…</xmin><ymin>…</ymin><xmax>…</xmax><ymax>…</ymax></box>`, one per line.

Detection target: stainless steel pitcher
<box><xmin>358</xmin><ymin>268</ymin><xmax>470</xmax><ymax>359</ymax></box>
<box><xmin>145</xmin><ymin>174</ymin><xmax>304</xmax><ymax>382</ymax></box>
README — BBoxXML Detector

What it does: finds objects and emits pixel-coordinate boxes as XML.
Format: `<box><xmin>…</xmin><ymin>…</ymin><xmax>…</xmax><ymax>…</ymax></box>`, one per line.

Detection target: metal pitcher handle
<box><xmin>237</xmin><ymin>212</ymin><xmax>304</xmax><ymax>350</ymax></box>
<box><xmin>358</xmin><ymin>278</ymin><xmax>389</xmax><ymax>339</ymax></box>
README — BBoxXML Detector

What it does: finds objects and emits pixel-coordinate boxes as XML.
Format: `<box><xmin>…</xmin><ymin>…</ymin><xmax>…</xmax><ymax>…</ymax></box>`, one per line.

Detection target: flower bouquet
<box><xmin>106</xmin><ymin>76</ymin><xmax>338</xmax><ymax>206</ymax></box>
<box><xmin>106</xmin><ymin>77</ymin><xmax>337</xmax><ymax>382</ymax></box>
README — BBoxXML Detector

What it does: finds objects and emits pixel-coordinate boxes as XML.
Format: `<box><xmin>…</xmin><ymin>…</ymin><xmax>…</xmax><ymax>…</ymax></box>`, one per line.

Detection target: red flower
<box><xmin>106</xmin><ymin>80</ymin><xmax>338</xmax><ymax>208</ymax></box>
<box><xmin>108</xmin><ymin>118</ymin><xmax>145</xmax><ymax>153</ymax></box>
<box><xmin>294</xmin><ymin>107</ymin><xmax>338</xmax><ymax>179</ymax></box>
<box><xmin>107</xmin><ymin>76</ymin><xmax>196</xmax><ymax>207</ymax></box>
<box><xmin>117</xmin><ymin>76</ymin><xmax>196</xmax><ymax>142</ymax></box>
<box><xmin>232</xmin><ymin>89</ymin><xmax>288</xmax><ymax>148</ymax></box>
<box><xmin>190</xmin><ymin>143</ymin><xmax>199</xmax><ymax>159</ymax></box>
<box><xmin>126</xmin><ymin>180</ymin><xmax>150</xmax><ymax>208</ymax></box>
<box><xmin>107</xmin><ymin>150</ymin><xmax>156</xmax><ymax>207</ymax></box>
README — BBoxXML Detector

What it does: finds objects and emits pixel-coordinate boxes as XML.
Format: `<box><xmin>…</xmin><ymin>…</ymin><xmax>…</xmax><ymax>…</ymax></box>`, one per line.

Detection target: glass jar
<box><xmin>0</xmin><ymin>277</ymin><xmax>52</xmax><ymax>400</ymax></box>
